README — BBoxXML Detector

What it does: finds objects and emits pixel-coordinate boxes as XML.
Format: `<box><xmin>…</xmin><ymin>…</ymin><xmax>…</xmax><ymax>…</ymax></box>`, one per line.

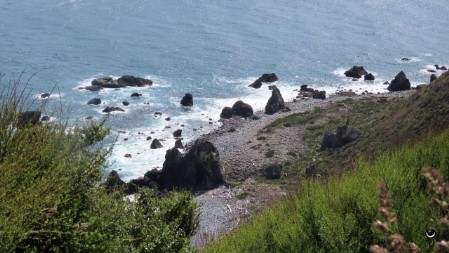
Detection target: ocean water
<box><xmin>1</xmin><ymin>0</ymin><xmax>448</xmax><ymax>181</ymax></box>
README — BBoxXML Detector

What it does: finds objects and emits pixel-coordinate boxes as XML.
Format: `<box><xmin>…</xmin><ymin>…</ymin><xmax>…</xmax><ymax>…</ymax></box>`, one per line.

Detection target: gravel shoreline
<box><xmin>190</xmin><ymin>89</ymin><xmax>415</xmax><ymax>248</ymax></box>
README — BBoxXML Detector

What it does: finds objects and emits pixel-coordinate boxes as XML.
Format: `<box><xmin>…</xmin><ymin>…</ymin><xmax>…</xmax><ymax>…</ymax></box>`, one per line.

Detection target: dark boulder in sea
<box><xmin>92</xmin><ymin>77</ymin><xmax>124</xmax><ymax>88</ymax></box>
<box><xmin>17</xmin><ymin>111</ymin><xmax>41</xmax><ymax>128</ymax></box>
<box><xmin>232</xmin><ymin>100</ymin><xmax>253</xmax><ymax>117</ymax></box>
<box><xmin>264</xmin><ymin>164</ymin><xmax>283</xmax><ymax>180</ymax></box>
<box><xmin>265</xmin><ymin>86</ymin><xmax>286</xmax><ymax>115</ymax></box>
<box><xmin>312</xmin><ymin>90</ymin><xmax>326</xmax><ymax>100</ymax></box>
<box><xmin>102</xmin><ymin>107</ymin><xmax>125</xmax><ymax>113</ymax></box>
<box><xmin>364</xmin><ymin>73</ymin><xmax>375</xmax><ymax>81</ymax></box>
<box><xmin>344</xmin><ymin>66</ymin><xmax>368</xmax><ymax>78</ymax></box>
<box><xmin>401</xmin><ymin>57</ymin><xmax>411</xmax><ymax>61</ymax></box>
<box><xmin>430</xmin><ymin>74</ymin><xmax>437</xmax><ymax>83</ymax></box>
<box><xmin>441</xmin><ymin>66</ymin><xmax>447</xmax><ymax>71</ymax></box>
<box><xmin>117</xmin><ymin>75</ymin><xmax>152</xmax><ymax>87</ymax></box>
<box><xmin>173</xmin><ymin>129</ymin><xmax>182</xmax><ymax>138</ymax></box>
<box><xmin>181</xmin><ymin>93</ymin><xmax>193</xmax><ymax>106</ymax></box>
<box><xmin>41</xmin><ymin>93</ymin><xmax>51</xmax><ymax>99</ymax></box>
<box><xmin>122</xmin><ymin>101</ymin><xmax>130</xmax><ymax>106</ymax></box>
<box><xmin>175</xmin><ymin>139</ymin><xmax>184</xmax><ymax>149</ymax></box>
<box><xmin>41</xmin><ymin>116</ymin><xmax>50</xmax><ymax>121</ymax></box>
<box><xmin>320</xmin><ymin>125</ymin><xmax>360</xmax><ymax>150</ymax></box>
<box><xmin>159</xmin><ymin>140</ymin><xmax>224</xmax><ymax>191</ymax></box>
<box><xmin>249</xmin><ymin>73</ymin><xmax>278</xmax><ymax>88</ymax></box>
<box><xmin>87</xmin><ymin>98</ymin><xmax>101</xmax><ymax>105</ymax></box>
<box><xmin>84</xmin><ymin>86</ymin><xmax>103</xmax><ymax>92</ymax></box>
<box><xmin>150</xmin><ymin>139</ymin><xmax>163</xmax><ymax>149</ymax></box>
<box><xmin>220</xmin><ymin>106</ymin><xmax>233</xmax><ymax>119</ymax></box>
<box><xmin>130</xmin><ymin>92</ymin><xmax>142</xmax><ymax>97</ymax></box>
<box><xmin>387</xmin><ymin>71</ymin><xmax>411</xmax><ymax>91</ymax></box>
<box><xmin>124</xmin><ymin>154</ymin><xmax>132</xmax><ymax>158</ymax></box>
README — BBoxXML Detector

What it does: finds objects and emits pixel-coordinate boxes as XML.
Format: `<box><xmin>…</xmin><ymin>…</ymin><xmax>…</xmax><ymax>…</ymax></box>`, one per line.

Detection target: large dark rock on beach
<box><xmin>181</xmin><ymin>93</ymin><xmax>193</xmax><ymax>106</ymax></box>
<box><xmin>265</xmin><ymin>86</ymin><xmax>286</xmax><ymax>114</ymax></box>
<box><xmin>312</xmin><ymin>90</ymin><xmax>326</xmax><ymax>100</ymax></box>
<box><xmin>117</xmin><ymin>75</ymin><xmax>152</xmax><ymax>87</ymax></box>
<box><xmin>300</xmin><ymin>85</ymin><xmax>315</xmax><ymax>92</ymax></box>
<box><xmin>87</xmin><ymin>98</ymin><xmax>101</xmax><ymax>105</ymax></box>
<box><xmin>320</xmin><ymin>125</ymin><xmax>361</xmax><ymax>150</ymax></box>
<box><xmin>159</xmin><ymin>140</ymin><xmax>224</xmax><ymax>191</ymax></box>
<box><xmin>220</xmin><ymin>106</ymin><xmax>233</xmax><ymax>119</ymax></box>
<box><xmin>264</xmin><ymin>164</ymin><xmax>283</xmax><ymax>180</ymax></box>
<box><xmin>150</xmin><ymin>139</ymin><xmax>163</xmax><ymax>149</ymax></box>
<box><xmin>232</xmin><ymin>100</ymin><xmax>253</xmax><ymax>117</ymax></box>
<box><xmin>102</xmin><ymin>107</ymin><xmax>125</xmax><ymax>113</ymax></box>
<box><xmin>387</xmin><ymin>71</ymin><xmax>411</xmax><ymax>91</ymax></box>
<box><xmin>344</xmin><ymin>66</ymin><xmax>368</xmax><ymax>78</ymax></box>
<box><xmin>17</xmin><ymin>111</ymin><xmax>42</xmax><ymax>128</ymax></box>
<box><xmin>249</xmin><ymin>73</ymin><xmax>278</xmax><ymax>88</ymax></box>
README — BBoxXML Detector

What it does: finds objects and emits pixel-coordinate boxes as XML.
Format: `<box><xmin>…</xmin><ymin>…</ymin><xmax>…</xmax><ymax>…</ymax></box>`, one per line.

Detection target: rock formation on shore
<box><xmin>320</xmin><ymin>124</ymin><xmax>361</xmax><ymax>150</ymax></box>
<box><xmin>344</xmin><ymin>66</ymin><xmax>368</xmax><ymax>79</ymax></box>
<box><xmin>265</xmin><ymin>86</ymin><xmax>286</xmax><ymax>114</ymax></box>
<box><xmin>232</xmin><ymin>100</ymin><xmax>254</xmax><ymax>117</ymax></box>
<box><xmin>387</xmin><ymin>71</ymin><xmax>411</xmax><ymax>91</ymax></box>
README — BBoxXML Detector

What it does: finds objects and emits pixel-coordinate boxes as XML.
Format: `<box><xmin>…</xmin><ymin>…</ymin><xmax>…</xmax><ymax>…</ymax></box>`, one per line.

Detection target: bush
<box><xmin>0</xmin><ymin>75</ymin><xmax>198</xmax><ymax>252</ymax></box>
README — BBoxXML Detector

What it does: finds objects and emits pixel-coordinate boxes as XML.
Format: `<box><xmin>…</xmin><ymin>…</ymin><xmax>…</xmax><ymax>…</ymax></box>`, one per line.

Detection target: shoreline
<box><xmin>190</xmin><ymin>88</ymin><xmax>416</xmax><ymax>247</ymax></box>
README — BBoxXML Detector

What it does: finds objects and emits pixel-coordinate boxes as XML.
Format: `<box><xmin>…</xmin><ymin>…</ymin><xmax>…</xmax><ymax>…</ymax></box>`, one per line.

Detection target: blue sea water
<box><xmin>1</xmin><ymin>0</ymin><xmax>448</xmax><ymax>180</ymax></box>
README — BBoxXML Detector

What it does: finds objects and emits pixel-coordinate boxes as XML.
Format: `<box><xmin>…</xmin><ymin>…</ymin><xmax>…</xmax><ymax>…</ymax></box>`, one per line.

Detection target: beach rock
<box><xmin>229</xmin><ymin>127</ymin><xmax>236</xmax><ymax>132</ymax></box>
<box><xmin>252</xmin><ymin>115</ymin><xmax>260</xmax><ymax>120</ymax></box>
<box><xmin>441</xmin><ymin>66</ymin><xmax>447</xmax><ymax>71</ymax></box>
<box><xmin>180</xmin><ymin>93</ymin><xmax>193</xmax><ymax>106</ymax></box>
<box><xmin>264</xmin><ymin>164</ymin><xmax>282</xmax><ymax>180</ymax></box>
<box><xmin>87</xmin><ymin>98</ymin><xmax>101</xmax><ymax>105</ymax></box>
<box><xmin>150</xmin><ymin>139</ymin><xmax>163</xmax><ymax>149</ymax></box>
<box><xmin>92</xmin><ymin>77</ymin><xmax>124</xmax><ymax>88</ymax></box>
<box><xmin>387</xmin><ymin>71</ymin><xmax>411</xmax><ymax>91</ymax></box>
<box><xmin>102</xmin><ymin>107</ymin><xmax>125</xmax><ymax>113</ymax></box>
<box><xmin>41</xmin><ymin>93</ymin><xmax>51</xmax><ymax>99</ymax></box>
<box><xmin>364</xmin><ymin>73</ymin><xmax>375</xmax><ymax>81</ymax></box>
<box><xmin>131</xmin><ymin>92</ymin><xmax>142</xmax><ymax>97</ymax></box>
<box><xmin>430</xmin><ymin>74</ymin><xmax>437</xmax><ymax>83</ymax></box>
<box><xmin>159</xmin><ymin>140</ymin><xmax>224</xmax><ymax>191</ymax></box>
<box><xmin>173</xmin><ymin>129</ymin><xmax>182</xmax><ymax>138</ymax></box>
<box><xmin>104</xmin><ymin>170</ymin><xmax>125</xmax><ymax>190</ymax></box>
<box><xmin>117</xmin><ymin>75</ymin><xmax>152</xmax><ymax>87</ymax></box>
<box><xmin>249</xmin><ymin>73</ymin><xmax>278</xmax><ymax>88</ymax></box>
<box><xmin>41</xmin><ymin>116</ymin><xmax>50</xmax><ymax>121</ymax></box>
<box><xmin>17</xmin><ymin>111</ymin><xmax>41</xmax><ymax>128</ymax></box>
<box><xmin>344</xmin><ymin>66</ymin><xmax>368</xmax><ymax>78</ymax></box>
<box><xmin>220</xmin><ymin>107</ymin><xmax>233</xmax><ymax>119</ymax></box>
<box><xmin>312</xmin><ymin>90</ymin><xmax>326</xmax><ymax>100</ymax></box>
<box><xmin>84</xmin><ymin>86</ymin><xmax>103</xmax><ymax>91</ymax></box>
<box><xmin>300</xmin><ymin>84</ymin><xmax>314</xmax><ymax>92</ymax></box>
<box><xmin>232</xmin><ymin>100</ymin><xmax>253</xmax><ymax>117</ymax></box>
<box><xmin>175</xmin><ymin>139</ymin><xmax>184</xmax><ymax>149</ymax></box>
<box><xmin>265</xmin><ymin>86</ymin><xmax>286</xmax><ymax>115</ymax></box>
<box><xmin>122</xmin><ymin>101</ymin><xmax>130</xmax><ymax>106</ymax></box>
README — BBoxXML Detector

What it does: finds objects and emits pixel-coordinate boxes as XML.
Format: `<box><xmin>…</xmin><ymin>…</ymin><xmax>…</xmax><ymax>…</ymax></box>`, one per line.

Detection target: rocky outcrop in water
<box><xmin>90</xmin><ymin>75</ymin><xmax>153</xmax><ymax>90</ymax></box>
<box><xmin>102</xmin><ymin>107</ymin><xmax>125</xmax><ymax>113</ymax></box>
<box><xmin>387</xmin><ymin>71</ymin><xmax>411</xmax><ymax>91</ymax></box>
<box><xmin>117</xmin><ymin>75</ymin><xmax>152</xmax><ymax>87</ymax></box>
<box><xmin>249</xmin><ymin>73</ymin><xmax>278</xmax><ymax>88</ymax></box>
<box><xmin>181</xmin><ymin>93</ymin><xmax>193</xmax><ymax>106</ymax></box>
<box><xmin>87</xmin><ymin>98</ymin><xmax>101</xmax><ymax>105</ymax></box>
<box><xmin>150</xmin><ymin>139</ymin><xmax>163</xmax><ymax>149</ymax></box>
<box><xmin>364</xmin><ymin>73</ymin><xmax>375</xmax><ymax>81</ymax></box>
<box><xmin>344</xmin><ymin>66</ymin><xmax>368</xmax><ymax>78</ymax></box>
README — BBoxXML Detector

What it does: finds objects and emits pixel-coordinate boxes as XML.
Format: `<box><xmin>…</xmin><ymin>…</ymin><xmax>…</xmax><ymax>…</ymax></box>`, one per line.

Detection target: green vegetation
<box><xmin>260</xmin><ymin>108</ymin><xmax>325</xmax><ymax>133</ymax></box>
<box><xmin>235</xmin><ymin>192</ymin><xmax>250</xmax><ymax>200</ymax></box>
<box><xmin>205</xmin><ymin>129</ymin><xmax>449</xmax><ymax>252</ymax></box>
<box><xmin>265</xmin><ymin>149</ymin><xmax>275</xmax><ymax>158</ymax></box>
<box><xmin>0</xmin><ymin>78</ymin><xmax>198</xmax><ymax>252</ymax></box>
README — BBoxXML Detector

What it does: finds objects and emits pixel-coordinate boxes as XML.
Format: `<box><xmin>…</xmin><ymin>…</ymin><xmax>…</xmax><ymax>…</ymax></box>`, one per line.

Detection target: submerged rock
<box><xmin>87</xmin><ymin>98</ymin><xmax>101</xmax><ymax>105</ymax></box>
<box><xmin>387</xmin><ymin>71</ymin><xmax>411</xmax><ymax>91</ymax></box>
<box><xmin>150</xmin><ymin>139</ymin><xmax>163</xmax><ymax>149</ymax></box>
<box><xmin>102</xmin><ymin>107</ymin><xmax>125</xmax><ymax>113</ymax></box>
<box><xmin>41</xmin><ymin>93</ymin><xmax>51</xmax><ymax>99</ymax></box>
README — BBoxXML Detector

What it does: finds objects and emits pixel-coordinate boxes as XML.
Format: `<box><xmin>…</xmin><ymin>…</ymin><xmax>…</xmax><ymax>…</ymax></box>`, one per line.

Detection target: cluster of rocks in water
<box><xmin>105</xmin><ymin>139</ymin><xmax>225</xmax><ymax>194</ymax></box>
<box><xmin>344</xmin><ymin>66</ymin><xmax>375</xmax><ymax>81</ymax></box>
<box><xmin>294</xmin><ymin>85</ymin><xmax>327</xmax><ymax>100</ymax></box>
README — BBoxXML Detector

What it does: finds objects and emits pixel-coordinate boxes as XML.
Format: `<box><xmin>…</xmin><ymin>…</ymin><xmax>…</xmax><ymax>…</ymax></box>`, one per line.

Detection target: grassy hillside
<box><xmin>205</xmin><ymin>71</ymin><xmax>449</xmax><ymax>252</ymax></box>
